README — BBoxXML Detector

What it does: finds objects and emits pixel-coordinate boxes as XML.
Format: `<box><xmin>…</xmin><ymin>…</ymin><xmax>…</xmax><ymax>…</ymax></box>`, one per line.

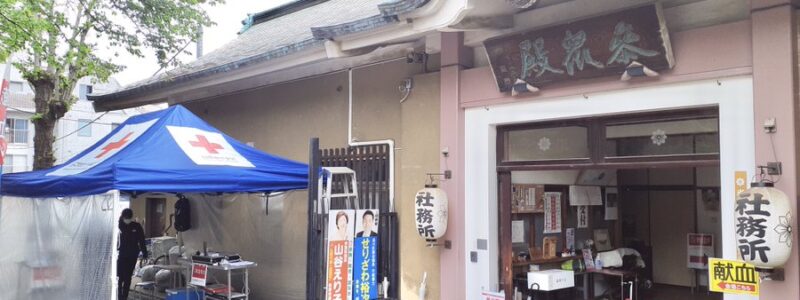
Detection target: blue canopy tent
<box><xmin>1</xmin><ymin>105</ymin><xmax>308</xmax><ymax>197</ymax></box>
<box><xmin>0</xmin><ymin>105</ymin><xmax>309</xmax><ymax>300</ymax></box>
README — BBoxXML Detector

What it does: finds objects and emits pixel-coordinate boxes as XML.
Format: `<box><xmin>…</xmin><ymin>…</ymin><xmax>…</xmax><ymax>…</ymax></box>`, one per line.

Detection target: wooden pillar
<box><xmin>498</xmin><ymin>171</ymin><xmax>514</xmax><ymax>299</ymax></box>
<box><xmin>439</xmin><ymin>31</ymin><xmax>469</xmax><ymax>300</ymax></box>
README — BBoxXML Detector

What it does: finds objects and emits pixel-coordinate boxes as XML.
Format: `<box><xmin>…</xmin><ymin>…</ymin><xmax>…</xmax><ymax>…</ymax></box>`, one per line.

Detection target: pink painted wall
<box><xmin>751</xmin><ymin>2</ymin><xmax>799</xmax><ymax>299</ymax></box>
<box><xmin>440</xmin><ymin>32</ymin><xmax>467</xmax><ymax>300</ymax></box>
<box><xmin>460</xmin><ymin>20</ymin><xmax>754</xmax><ymax>108</ymax></box>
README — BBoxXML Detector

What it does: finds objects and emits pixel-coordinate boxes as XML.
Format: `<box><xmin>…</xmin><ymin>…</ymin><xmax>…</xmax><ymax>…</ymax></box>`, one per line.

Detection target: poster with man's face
<box><xmin>355</xmin><ymin>209</ymin><xmax>379</xmax><ymax>238</ymax></box>
<box><xmin>353</xmin><ymin>209</ymin><xmax>379</xmax><ymax>299</ymax></box>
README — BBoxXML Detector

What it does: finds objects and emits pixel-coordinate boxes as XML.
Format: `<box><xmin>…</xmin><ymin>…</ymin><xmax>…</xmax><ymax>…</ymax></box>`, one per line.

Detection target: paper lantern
<box><xmin>415</xmin><ymin>185</ymin><xmax>448</xmax><ymax>241</ymax></box>
<box><xmin>736</xmin><ymin>182</ymin><xmax>793</xmax><ymax>268</ymax></box>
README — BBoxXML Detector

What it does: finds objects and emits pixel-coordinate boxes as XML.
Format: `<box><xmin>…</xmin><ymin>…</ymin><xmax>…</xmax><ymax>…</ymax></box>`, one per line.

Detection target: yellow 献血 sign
<box><xmin>708</xmin><ymin>258</ymin><xmax>759</xmax><ymax>295</ymax></box>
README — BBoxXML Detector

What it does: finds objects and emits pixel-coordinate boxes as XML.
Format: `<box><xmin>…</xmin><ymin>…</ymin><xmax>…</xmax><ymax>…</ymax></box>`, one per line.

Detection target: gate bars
<box><xmin>307</xmin><ymin>138</ymin><xmax>399</xmax><ymax>299</ymax></box>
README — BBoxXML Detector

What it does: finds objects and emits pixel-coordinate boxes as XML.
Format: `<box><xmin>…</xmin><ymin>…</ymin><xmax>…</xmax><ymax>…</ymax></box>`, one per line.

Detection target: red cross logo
<box><xmin>95</xmin><ymin>132</ymin><xmax>133</xmax><ymax>158</ymax></box>
<box><xmin>189</xmin><ymin>135</ymin><xmax>223</xmax><ymax>154</ymax></box>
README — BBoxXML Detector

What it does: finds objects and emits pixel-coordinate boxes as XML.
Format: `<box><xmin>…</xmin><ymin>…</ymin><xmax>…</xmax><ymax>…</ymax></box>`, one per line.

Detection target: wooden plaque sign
<box><xmin>483</xmin><ymin>4</ymin><xmax>674</xmax><ymax>92</ymax></box>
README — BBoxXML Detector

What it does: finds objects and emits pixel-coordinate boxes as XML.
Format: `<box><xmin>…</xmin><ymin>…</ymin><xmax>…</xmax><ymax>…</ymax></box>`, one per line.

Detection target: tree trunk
<box><xmin>30</xmin><ymin>79</ymin><xmax>67</xmax><ymax>170</ymax></box>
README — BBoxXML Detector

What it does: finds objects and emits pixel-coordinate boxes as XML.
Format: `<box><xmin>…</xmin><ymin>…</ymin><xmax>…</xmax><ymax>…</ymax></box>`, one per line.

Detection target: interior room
<box><xmin>499</xmin><ymin>108</ymin><xmax>723</xmax><ymax>299</ymax></box>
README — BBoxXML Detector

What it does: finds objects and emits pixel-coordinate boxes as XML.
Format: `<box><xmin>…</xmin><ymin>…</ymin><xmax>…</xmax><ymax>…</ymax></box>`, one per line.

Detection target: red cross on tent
<box><xmin>95</xmin><ymin>132</ymin><xmax>134</xmax><ymax>158</ymax></box>
<box><xmin>189</xmin><ymin>135</ymin><xmax>223</xmax><ymax>154</ymax></box>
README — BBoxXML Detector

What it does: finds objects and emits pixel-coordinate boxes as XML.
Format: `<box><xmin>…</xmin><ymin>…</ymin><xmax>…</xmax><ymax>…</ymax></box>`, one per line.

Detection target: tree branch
<box><xmin>0</xmin><ymin>11</ymin><xmax>35</xmax><ymax>38</ymax></box>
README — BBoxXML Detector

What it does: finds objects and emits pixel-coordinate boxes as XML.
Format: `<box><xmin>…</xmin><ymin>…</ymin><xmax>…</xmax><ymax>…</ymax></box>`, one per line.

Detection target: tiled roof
<box><xmin>90</xmin><ymin>0</ymin><xmax>427</xmax><ymax>103</ymax></box>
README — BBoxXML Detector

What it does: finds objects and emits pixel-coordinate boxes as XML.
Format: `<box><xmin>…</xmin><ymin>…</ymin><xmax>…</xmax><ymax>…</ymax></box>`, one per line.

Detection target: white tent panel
<box><xmin>0</xmin><ymin>192</ymin><xmax>118</xmax><ymax>300</ymax></box>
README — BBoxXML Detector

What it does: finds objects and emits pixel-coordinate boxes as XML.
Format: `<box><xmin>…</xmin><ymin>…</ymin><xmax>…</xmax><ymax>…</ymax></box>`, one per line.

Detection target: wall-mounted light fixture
<box><xmin>399</xmin><ymin>78</ymin><xmax>413</xmax><ymax>103</ymax></box>
<box><xmin>415</xmin><ymin>173</ymin><xmax>450</xmax><ymax>247</ymax></box>
<box><xmin>511</xmin><ymin>78</ymin><xmax>539</xmax><ymax>96</ymax></box>
<box><xmin>620</xmin><ymin>61</ymin><xmax>659</xmax><ymax>81</ymax></box>
<box><xmin>735</xmin><ymin>166</ymin><xmax>792</xmax><ymax>280</ymax></box>
<box><xmin>506</xmin><ymin>0</ymin><xmax>538</xmax><ymax>9</ymax></box>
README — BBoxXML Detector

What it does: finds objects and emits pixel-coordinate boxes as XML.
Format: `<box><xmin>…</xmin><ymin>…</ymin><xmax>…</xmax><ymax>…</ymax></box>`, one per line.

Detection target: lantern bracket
<box><xmin>757</xmin><ymin>267</ymin><xmax>784</xmax><ymax>281</ymax></box>
<box><xmin>765</xmin><ymin>162</ymin><xmax>782</xmax><ymax>176</ymax></box>
<box><xmin>426</xmin><ymin>172</ymin><xmax>452</xmax><ymax>186</ymax></box>
<box><xmin>426</xmin><ymin>239</ymin><xmax>444</xmax><ymax>248</ymax></box>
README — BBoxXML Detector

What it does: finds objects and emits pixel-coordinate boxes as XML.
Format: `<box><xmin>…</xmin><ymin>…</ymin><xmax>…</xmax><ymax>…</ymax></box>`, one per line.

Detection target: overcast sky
<box><xmin>111</xmin><ymin>0</ymin><xmax>293</xmax><ymax>86</ymax></box>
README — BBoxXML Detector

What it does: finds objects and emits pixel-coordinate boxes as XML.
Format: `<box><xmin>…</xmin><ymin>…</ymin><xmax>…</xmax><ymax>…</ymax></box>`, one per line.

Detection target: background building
<box><xmin>0</xmin><ymin>63</ymin><xmax>154</xmax><ymax>172</ymax></box>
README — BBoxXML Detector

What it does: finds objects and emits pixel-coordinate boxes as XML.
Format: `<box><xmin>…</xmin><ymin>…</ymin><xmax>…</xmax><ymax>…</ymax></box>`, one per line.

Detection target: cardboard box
<box><xmin>527</xmin><ymin>270</ymin><xmax>575</xmax><ymax>291</ymax></box>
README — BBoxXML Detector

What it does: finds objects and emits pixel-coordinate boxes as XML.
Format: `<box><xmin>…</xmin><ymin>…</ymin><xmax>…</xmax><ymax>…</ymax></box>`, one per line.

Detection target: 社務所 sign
<box><xmin>483</xmin><ymin>4</ymin><xmax>673</xmax><ymax>92</ymax></box>
<box><xmin>708</xmin><ymin>258</ymin><xmax>758</xmax><ymax>295</ymax></box>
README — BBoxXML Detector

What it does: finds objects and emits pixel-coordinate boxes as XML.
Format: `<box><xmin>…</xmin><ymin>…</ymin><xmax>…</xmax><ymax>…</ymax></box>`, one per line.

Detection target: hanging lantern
<box><xmin>736</xmin><ymin>181</ymin><xmax>792</xmax><ymax>269</ymax></box>
<box><xmin>415</xmin><ymin>184</ymin><xmax>448</xmax><ymax>242</ymax></box>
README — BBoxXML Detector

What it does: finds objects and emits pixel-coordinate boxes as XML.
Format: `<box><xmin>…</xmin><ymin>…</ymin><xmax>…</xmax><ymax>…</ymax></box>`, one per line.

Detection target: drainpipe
<box><xmin>347</xmin><ymin>67</ymin><xmax>396</xmax><ymax>213</ymax></box>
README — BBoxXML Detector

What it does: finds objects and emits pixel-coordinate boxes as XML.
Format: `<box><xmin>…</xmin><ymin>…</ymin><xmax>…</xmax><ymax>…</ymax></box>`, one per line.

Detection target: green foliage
<box><xmin>1</xmin><ymin>0</ymin><xmax>220</xmax><ymax>84</ymax></box>
<box><xmin>0</xmin><ymin>0</ymin><xmax>222</xmax><ymax>169</ymax></box>
<box><xmin>30</xmin><ymin>113</ymin><xmax>43</xmax><ymax>122</ymax></box>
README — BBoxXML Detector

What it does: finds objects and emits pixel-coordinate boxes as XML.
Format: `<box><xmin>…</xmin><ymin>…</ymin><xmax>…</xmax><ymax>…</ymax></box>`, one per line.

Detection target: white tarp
<box><xmin>178</xmin><ymin>192</ymin><xmax>306</xmax><ymax>299</ymax></box>
<box><xmin>0</xmin><ymin>192</ymin><xmax>117</xmax><ymax>300</ymax></box>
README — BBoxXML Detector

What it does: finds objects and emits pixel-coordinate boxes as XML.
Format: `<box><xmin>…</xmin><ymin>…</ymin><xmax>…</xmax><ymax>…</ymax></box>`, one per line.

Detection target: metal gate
<box><xmin>306</xmin><ymin>139</ymin><xmax>399</xmax><ymax>299</ymax></box>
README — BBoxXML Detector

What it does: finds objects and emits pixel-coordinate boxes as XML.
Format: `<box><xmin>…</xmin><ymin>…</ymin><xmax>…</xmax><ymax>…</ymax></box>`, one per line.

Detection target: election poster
<box><xmin>353</xmin><ymin>209</ymin><xmax>379</xmax><ymax>300</ymax></box>
<box><xmin>327</xmin><ymin>210</ymin><xmax>355</xmax><ymax>300</ymax></box>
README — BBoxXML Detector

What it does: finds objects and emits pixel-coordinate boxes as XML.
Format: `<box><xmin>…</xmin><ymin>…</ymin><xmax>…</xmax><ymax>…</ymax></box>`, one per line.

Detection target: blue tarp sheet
<box><xmin>1</xmin><ymin>105</ymin><xmax>308</xmax><ymax>197</ymax></box>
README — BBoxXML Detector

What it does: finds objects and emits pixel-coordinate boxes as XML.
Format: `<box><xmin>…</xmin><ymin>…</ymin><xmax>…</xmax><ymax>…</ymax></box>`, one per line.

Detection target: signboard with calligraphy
<box><xmin>543</xmin><ymin>192</ymin><xmax>562</xmax><ymax>233</ymax></box>
<box><xmin>577</xmin><ymin>206</ymin><xmax>588</xmax><ymax>229</ymax></box>
<box><xmin>353</xmin><ymin>209</ymin><xmax>379</xmax><ymax>300</ymax></box>
<box><xmin>483</xmin><ymin>4</ymin><xmax>674</xmax><ymax>92</ymax></box>
<box><xmin>708</xmin><ymin>258</ymin><xmax>759</xmax><ymax>295</ymax></box>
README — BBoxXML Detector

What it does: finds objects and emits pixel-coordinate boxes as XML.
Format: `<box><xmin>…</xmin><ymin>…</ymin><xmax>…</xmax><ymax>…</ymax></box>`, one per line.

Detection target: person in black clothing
<box><xmin>117</xmin><ymin>208</ymin><xmax>147</xmax><ymax>300</ymax></box>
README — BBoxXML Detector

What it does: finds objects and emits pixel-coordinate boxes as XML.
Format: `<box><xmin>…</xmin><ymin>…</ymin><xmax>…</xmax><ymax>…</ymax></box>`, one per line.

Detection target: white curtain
<box><xmin>0</xmin><ymin>192</ymin><xmax>116</xmax><ymax>300</ymax></box>
<box><xmin>180</xmin><ymin>192</ymin><xmax>307</xmax><ymax>299</ymax></box>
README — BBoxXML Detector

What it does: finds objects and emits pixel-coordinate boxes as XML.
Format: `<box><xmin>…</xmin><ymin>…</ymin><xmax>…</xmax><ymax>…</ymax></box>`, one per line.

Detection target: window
<box><xmin>497</xmin><ymin>108</ymin><xmax>719</xmax><ymax>168</ymax></box>
<box><xmin>605</xmin><ymin>117</ymin><xmax>719</xmax><ymax>158</ymax></box>
<box><xmin>1</xmin><ymin>155</ymin><xmax>13</xmax><ymax>173</ymax></box>
<box><xmin>5</xmin><ymin>118</ymin><xmax>28</xmax><ymax>144</ymax></box>
<box><xmin>78</xmin><ymin>119</ymin><xmax>92</xmax><ymax>137</ymax></box>
<box><xmin>8</xmin><ymin>81</ymin><xmax>23</xmax><ymax>93</ymax></box>
<box><xmin>503</xmin><ymin>125</ymin><xmax>590</xmax><ymax>162</ymax></box>
<box><xmin>2</xmin><ymin>155</ymin><xmax>27</xmax><ymax>173</ymax></box>
<box><xmin>79</xmin><ymin>84</ymin><xmax>93</xmax><ymax>101</ymax></box>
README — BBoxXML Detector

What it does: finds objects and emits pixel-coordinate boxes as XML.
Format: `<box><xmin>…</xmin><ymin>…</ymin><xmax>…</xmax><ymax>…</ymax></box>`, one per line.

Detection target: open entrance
<box><xmin>498</xmin><ymin>108</ymin><xmax>722</xmax><ymax>299</ymax></box>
